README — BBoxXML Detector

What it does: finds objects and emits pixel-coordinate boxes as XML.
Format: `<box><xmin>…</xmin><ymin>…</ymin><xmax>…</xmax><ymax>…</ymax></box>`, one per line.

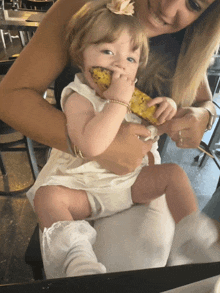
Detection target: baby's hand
<box><xmin>103</xmin><ymin>71</ymin><xmax>135</xmax><ymax>104</ymax></box>
<box><xmin>147</xmin><ymin>97</ymin><xmax>177</xmax><ymax>125</ymax></box>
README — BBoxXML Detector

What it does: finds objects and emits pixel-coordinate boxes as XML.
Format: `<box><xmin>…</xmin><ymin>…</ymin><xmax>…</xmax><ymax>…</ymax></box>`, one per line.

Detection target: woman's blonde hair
<box><xmin>65</xmin><ymin>0</ymin><xmax>149</xmax><ymax>76</ymax></box>
<box><xmin>139</xmin><ymin>0</ymin><xmax>220</xmax><ymax>107</ymax></box>
<box><xmin>172</xmin><ymin>0</ymin><xmax>220</xmax><ymax>106</ymax></box>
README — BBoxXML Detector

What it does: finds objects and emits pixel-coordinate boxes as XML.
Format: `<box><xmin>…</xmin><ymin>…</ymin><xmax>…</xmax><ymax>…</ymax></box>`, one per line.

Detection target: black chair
<box><xmin>0</xmin><ymin>121</ymin><xmax>39</xmax><ymax>195</ymax></box>
<box><xmin>0</xmin><ymin>60</ymin><xmax>39</xmax><ymax>195</ymax></box>
<box><xmin>24</xmin><ymin>224</ymin><xmax>44</xmax><ymax>280</ymax></box>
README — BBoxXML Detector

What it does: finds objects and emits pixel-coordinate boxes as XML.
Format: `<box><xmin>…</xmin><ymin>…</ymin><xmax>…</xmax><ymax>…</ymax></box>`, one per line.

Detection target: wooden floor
<box><xmin>0</xmin><ymin>197</ymin><xmax>37</xmax><ymax>284</ymax></box>
<box><xmin>0</xmin><ymin>35</ymin><xmax>49</xmax><ymax>285</ymax></box>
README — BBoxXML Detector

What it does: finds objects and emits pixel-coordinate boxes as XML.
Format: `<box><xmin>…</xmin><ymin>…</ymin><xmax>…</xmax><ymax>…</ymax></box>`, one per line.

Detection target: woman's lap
<box><xmin>38</xmin><ymin>146</ymin><xmax>175</xmax><ymax>273</ymax></box>
<box><xmin>93</xmin><ymin>194</ymin><xmax>175</xmax><ymax>272</ymax></box>
<box><xmin>38</xmin><ymin>194</ymin><xmax>174</xmax><ymax>274</ymax></box>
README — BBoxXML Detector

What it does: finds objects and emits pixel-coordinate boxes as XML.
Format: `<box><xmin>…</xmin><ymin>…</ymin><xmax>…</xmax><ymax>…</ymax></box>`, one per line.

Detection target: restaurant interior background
<box><xmin>0</xmin><ymin>0</ymin><xmax>219</xmax><ymax>288</ymax></box>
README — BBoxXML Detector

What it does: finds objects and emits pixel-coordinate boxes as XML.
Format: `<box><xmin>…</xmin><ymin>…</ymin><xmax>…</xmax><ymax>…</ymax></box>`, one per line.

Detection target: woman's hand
<box><xmin>147</xmin><ymin>97</ymin><xmax>177</xmax><ymax>125</ymax></box>
<box><xmin>157</xmin><ymin>106</ymin><xmax>210</xmax><ymax>148</ymax></box>
<box><xmin>92</xmin><ymin>122</ymin><xmax>153</xmax><ymax>175</ymax></box>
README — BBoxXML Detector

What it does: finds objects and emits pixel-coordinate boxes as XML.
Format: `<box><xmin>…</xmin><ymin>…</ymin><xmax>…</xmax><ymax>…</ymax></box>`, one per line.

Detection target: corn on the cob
<box><xmin>89</xmin><ymin>67</ymin><xmax>158</xmax><ymax>124</ymax></box>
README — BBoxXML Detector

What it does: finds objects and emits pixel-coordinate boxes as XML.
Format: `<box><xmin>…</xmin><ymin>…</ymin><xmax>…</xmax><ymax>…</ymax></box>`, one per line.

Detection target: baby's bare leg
<box><xmin>131</xmin><ymin>164</ymin><xmax>198</xmax><ymax>223</ymax></box>
<box><xmin>34</xmin><ymin>185</ymin><xmax>92</xmax><ymax>230</ymax></box>
<box><xmin>34</xmin><ymin>186</ymin><xmax>106</xmax><ymax>278</ymax></box>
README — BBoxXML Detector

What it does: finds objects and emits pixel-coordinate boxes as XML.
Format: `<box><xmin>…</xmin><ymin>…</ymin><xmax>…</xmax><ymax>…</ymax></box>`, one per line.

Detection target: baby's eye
<box><xmin>102</xmin><ymin>50</ymin><xmax>114</xmax><ymax>55</ymax></box>
<box><xmin>127</xmin><ymin>57</ymin><xmax>136</xmax><ymax>63</ymax></box>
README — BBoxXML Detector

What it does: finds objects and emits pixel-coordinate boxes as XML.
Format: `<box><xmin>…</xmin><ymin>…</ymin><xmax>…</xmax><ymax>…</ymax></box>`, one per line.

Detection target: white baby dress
<box><xmin>27</xmin><ymin>73</ymin><xmax>160</xmax><ymax>220</ymax></box>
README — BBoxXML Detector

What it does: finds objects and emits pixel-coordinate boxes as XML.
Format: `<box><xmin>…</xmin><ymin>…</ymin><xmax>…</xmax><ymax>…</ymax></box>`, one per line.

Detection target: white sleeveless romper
<box><xmin>27</xmin><ymin>73</ymin><xmax>160</xmax><ymax>220</ymax></box>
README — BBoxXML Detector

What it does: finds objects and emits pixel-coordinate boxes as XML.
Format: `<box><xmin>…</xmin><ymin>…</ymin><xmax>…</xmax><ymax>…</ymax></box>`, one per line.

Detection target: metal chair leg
<box><xmin>0</xmin><ymin>29</ymin><xmax>6</xmax><ymax>49</ymax></box>
<box><xmin>18</xmin><ymin>31</ymin><xmax>26</xmax><ymax>47</ymax></box>
<box><xmin>0</xmin><ymin>152</ymin><xmax>6</xmax><ymax>176</ymax></box>
<box><xmin>7</xmin><ymin>31</ymin><xmax>12</xmax><ymax>43</ymax></box>
<box><xmin>0</xmin><ymin>152</ymin><xmax>10</xmax><ymax>193</ymax></box>
<box><xmin>25</xmin><ymin>137</ymin><xmax>39</xmax><ymax>180</ymax></box>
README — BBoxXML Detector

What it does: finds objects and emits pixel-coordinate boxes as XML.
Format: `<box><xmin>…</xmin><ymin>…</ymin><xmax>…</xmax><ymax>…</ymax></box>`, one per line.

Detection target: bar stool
<box><xmin>0</xmin><ymin>59</ymin><xmax>39</xmax><ymax>195</ymax></box>
<box><xmin>0</xmin><ymin>121</ymin><xmax>39</xmax><ymax>195</ymax></box>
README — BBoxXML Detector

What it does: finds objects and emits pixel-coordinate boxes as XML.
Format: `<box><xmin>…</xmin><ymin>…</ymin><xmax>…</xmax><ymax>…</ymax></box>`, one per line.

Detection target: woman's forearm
<box><xmin>0</xmin><ymin>0</ymin><xmax>86</xmax><ymax>152</ymax></box>
<box><xmin>193</xmin><ymin>75</ymin><xmax>216</xmax><ymax>129</ymax></box>
<box><xmin>1</xmin><ymin>88</ymin><xmax>69</xmax><ymax>151</ymax></box>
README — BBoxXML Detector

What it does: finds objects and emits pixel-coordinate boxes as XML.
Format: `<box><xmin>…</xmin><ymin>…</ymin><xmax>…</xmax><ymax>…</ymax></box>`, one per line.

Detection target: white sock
<box><xmin>41</xmin><ymin>220</ymin><xmax>106</xmax><ymax>279</ymax></box>
<box><xmin>167</xmin><ymin>212</ymin><xmax>220</xmax><ymax>266</ymax></box>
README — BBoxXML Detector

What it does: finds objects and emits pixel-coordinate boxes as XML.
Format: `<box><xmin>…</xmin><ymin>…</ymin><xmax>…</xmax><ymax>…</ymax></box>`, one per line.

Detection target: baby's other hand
<box><xmin>147</xmin><ymin>97</ymin><xmax>177</xmax><ymax>125</ymax></box>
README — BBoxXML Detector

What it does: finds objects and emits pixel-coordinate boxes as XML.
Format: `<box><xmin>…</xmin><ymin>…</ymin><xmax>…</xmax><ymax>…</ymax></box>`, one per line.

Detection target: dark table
<box><xmin>0</xmin><ymin>262</ymin><xmax>220</xmax><ymax>292</ymax></box>
<box><xmin>0</xmin><ymin>9</ymin><xmax>45</xmax><ymax>46</ymax></box>
<box><xmin>0</xmin><ymin>9</ymin><xmax>45</xmax><ymax>31</ymax></box>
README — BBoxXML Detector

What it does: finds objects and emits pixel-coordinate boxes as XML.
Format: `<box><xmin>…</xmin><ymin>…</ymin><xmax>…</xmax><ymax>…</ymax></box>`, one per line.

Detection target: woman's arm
<box><xmin>0</xmin><ymin>0</ymin><xmax>152</xmax><ymax>174</ymax></box>
<box><xmin>192</xmin><ymin>75</ymin><xmax>216</xmax><ymax>116</ymax></box>
<box><xmin>0</xmin><ymin>0</ymin><xmax>86</xmax><ymax>152</ymax></box>
<box><xmin>157</xmin><ymin>76</ymin><xmax>216</xmax><ymax>148</ymax></box>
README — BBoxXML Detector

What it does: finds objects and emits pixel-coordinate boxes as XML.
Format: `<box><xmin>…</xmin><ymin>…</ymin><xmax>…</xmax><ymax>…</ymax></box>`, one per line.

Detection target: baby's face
<box><xmin>82</xmin><ymin>29</ymin><xmax>140</xmax><ymax>95</ymax></box>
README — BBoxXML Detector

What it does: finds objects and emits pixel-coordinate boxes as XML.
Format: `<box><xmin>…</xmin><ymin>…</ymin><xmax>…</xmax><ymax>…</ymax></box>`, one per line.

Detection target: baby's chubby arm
<box><xmin>64</xmin><ymin>73</ymin><xmax>136</xmax><ymax>157</ymax></box>
<box><xmin>147</xmin><ymin>97</ymin><xmax>177</xmax><ymax>125</ymax></box>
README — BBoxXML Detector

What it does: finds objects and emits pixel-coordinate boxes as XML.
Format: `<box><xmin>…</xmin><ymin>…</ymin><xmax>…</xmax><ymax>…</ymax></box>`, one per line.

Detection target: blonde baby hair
<box><xmin>65</xmin><ymin>0</ymin><xmax>149</xmax><ymax>76</ymax></box>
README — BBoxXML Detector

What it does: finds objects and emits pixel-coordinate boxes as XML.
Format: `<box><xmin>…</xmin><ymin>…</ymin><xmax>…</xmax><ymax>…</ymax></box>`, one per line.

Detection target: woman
<box><xmin>0</xmin><ymin>0</ymin><xmax>219</xmax><ymax>273</ymax></box>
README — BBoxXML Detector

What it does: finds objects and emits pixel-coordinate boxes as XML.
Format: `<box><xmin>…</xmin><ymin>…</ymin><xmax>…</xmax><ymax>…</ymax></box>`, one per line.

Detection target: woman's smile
<box><xmin>136</xmin><ymin>0</ymin><xmax>215</xmax><ymax>37</ymax></box>
<box><xmin>147</xmin><ymin>0</ymin><xmax>169</xmax><ymax>27</ymax></box>
<box><xmin>135</xmin><ymin>0</ymin><xmax>175</xmax><ymax>37</ymax></box>
<box><xmin>150</xmin><ymin>11</ymin><xmax>168</xmax><ymax>26</ymax></box>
